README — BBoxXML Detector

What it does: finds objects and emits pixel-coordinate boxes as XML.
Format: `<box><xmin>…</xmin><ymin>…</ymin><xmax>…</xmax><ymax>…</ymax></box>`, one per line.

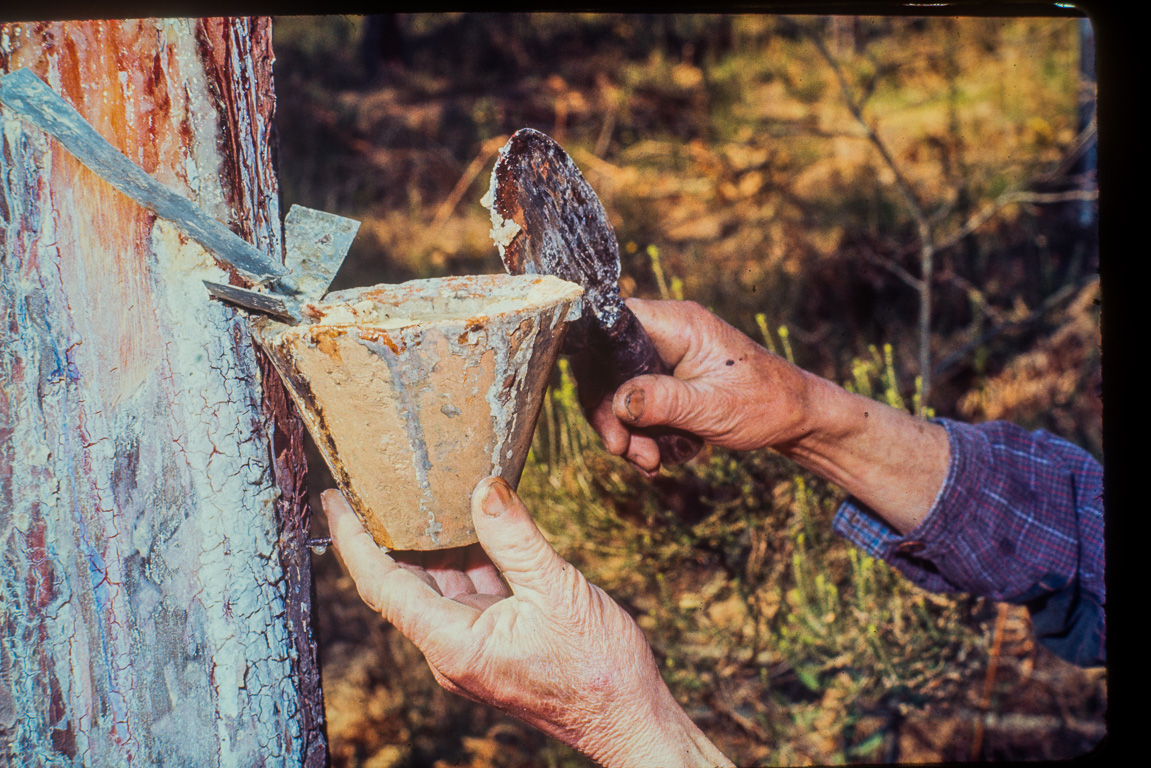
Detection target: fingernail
<box><xmin>320</xmin><ymin>489</ymin><xmax>341</xmax><ymax>514</ymax></box>
<box><xmin>482</xmin><ymin>477</ymin><xmax>513</xmax><ymax>517</ymax></box>
<box><xmin>624</xmin><ymin>389</ymin><xmax>645</xmax><ymax>422</ymax></box>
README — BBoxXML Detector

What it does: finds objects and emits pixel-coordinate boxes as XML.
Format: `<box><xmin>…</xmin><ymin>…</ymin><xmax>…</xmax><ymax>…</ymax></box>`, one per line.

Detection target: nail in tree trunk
<box><xmin>0</xmin><ymin>18</ymin><xmax>325</xmax><ymax>767</ymax></box>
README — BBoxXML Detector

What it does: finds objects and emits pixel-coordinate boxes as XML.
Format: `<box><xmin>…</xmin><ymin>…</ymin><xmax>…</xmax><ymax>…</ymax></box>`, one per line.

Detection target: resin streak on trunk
<box><xmin>0</xmin><ymin>18</ymin><xmax>320</xmax><ymax>767</ymax></box>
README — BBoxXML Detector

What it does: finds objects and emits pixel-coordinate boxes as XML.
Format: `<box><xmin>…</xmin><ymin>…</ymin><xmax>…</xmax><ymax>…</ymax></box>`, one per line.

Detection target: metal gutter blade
<box><xmin>0</xmin><ymin>68</ymin><xmax>288</xmax><ymax>284</ymax></box>
<box><xmin>203</xmin><ymin>281</ymin><xmax>303</xmax><ymax>324</ymax></box>
<box><xmin>284</xmin><ymin>205</ymin><xmax>360</xmax><ymax>300</ymax></box>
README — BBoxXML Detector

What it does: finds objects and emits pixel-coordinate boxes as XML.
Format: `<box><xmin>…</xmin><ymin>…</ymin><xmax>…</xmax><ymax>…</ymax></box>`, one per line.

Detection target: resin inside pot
<box><xmin>255</xmin><ymin>273</ymin><xmax>583</xmax><ymax>550</ymax></box>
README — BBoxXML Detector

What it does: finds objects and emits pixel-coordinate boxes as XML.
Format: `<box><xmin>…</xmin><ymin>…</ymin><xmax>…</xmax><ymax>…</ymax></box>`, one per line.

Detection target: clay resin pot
<box><xmin>255</xmin><ymin>274</ymin><xmax>583</xmax><ymax>550</ymax></box>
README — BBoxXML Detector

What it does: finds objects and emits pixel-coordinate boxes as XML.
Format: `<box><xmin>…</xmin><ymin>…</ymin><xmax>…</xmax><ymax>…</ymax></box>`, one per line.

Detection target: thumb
<box><xmin>613</xmin><ymin>373</ymin><xmax>708</xmax><ymax>434</ymax></box>
<box><xmin>470</xmin><ymin>476</ymin><xmax>568</xmax><ymax>600</ymax></box>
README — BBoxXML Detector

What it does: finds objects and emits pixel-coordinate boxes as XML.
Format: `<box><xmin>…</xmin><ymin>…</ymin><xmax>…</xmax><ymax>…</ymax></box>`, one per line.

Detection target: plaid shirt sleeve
<box><xmin>832</xmin><ymin>418</ymin><xmax>1105</xmax><ymax>667</ymax></box>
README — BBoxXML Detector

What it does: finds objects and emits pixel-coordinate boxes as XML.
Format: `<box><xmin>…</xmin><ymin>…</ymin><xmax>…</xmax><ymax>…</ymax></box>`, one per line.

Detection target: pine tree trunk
<box><xmin>0</xmin><ymin>17</ymin><xmax>325</xmax><ymax>767</ymax></box>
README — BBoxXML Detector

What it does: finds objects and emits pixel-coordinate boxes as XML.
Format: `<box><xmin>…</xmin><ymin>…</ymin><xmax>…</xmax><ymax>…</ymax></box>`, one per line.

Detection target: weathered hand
<box><xmin>586</xmin><ymin>298</ymin><xmax>815</xmax><ymax>472</ymax></box>
<box><xmin>586</xmin><ymin>298</ymin><xmax>950</xmax><ymax>532</ymax></box>
<box><xmin>322</xmin><ymin>480</ymin><xmax>731</xmax><ymax>768</ymax></box>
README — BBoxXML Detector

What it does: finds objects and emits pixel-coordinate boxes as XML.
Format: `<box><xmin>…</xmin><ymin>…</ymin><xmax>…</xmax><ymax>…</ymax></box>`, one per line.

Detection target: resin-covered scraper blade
<box><xmin>485</xmin><ymin>128</ymin><xmax>702</xmax><ymax>466</ymax></box>
<box><xmin>0</xmin><ymin>68</ymin><xmax>358</xmax><ymax>316</ymax></box>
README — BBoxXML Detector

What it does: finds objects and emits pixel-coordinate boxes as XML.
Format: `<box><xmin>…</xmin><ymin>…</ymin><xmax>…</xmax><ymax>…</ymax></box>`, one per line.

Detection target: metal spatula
<box><xmin>486</xmin><ymin>128</ymin><xmax>702</xmax><ymax>466</ymax></box>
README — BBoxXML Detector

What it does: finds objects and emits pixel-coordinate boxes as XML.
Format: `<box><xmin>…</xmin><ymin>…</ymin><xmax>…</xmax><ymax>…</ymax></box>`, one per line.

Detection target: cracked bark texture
<box><xmin>0</xmin><ymin>18</ymin><xmax>324</xmax><ymax>767</ymax></box>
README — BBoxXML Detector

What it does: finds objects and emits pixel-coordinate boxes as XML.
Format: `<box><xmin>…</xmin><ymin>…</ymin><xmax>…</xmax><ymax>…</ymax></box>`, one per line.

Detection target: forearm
<box><xmin>582</xmin><ymin>683</ymin><xmax>734</xmax><ymax>768</ymax></box>
<box><xmin>777</xmin><ymin>371</ymin><xmax>949</xmax><ymax>534</ymax></box>
<box><xmin>833</xmin><ymin>419</ymin><xmax>1106</xmax><ymax>666</ymax></box>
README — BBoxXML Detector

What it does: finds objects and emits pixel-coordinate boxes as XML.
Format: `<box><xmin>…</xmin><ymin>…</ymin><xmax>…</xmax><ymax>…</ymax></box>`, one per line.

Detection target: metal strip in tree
<box><xmin>0</xmin><ymin>67</ymin><xmax>288</xmax><ymax>284</ymax></box>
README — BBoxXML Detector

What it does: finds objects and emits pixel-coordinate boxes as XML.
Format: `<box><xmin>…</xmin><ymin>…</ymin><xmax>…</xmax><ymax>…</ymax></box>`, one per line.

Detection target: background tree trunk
<box><xmin>0</xmin><ymin>17</ymin><xmax>325</xmax><ymax>767</ymax></box>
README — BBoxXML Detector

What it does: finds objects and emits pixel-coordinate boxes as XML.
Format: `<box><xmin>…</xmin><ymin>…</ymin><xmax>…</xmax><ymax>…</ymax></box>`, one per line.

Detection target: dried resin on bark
<box><xmin>254</xmin><ymin>274</ymin><xmax>583</xmax><ymax>550</ymax></box>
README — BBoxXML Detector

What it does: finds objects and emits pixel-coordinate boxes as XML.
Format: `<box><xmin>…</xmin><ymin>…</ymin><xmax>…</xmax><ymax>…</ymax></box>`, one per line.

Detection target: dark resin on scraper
<box><xmin>488</xmin><ymin>128</ymin><xmax>702</xmax><ymax>465</ymax></box>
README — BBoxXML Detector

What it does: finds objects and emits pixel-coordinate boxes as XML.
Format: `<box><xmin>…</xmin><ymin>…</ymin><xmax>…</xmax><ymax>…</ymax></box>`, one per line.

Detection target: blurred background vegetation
<box><xmin>272</xmin><ymin>12</ymin><xmax>1104</xmax><ymax>767</ymax></box>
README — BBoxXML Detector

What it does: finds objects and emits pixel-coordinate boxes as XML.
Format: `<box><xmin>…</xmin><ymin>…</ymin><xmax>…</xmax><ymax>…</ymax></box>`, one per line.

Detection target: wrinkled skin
<box><xmin>585</xmin><ymin>298</ymin><xmax>948</xmax><ymax>532</ymax></box>
<box><xmin>583</xmin><ymin>299</ymin><xmax>813</xmax><ymax>473</ymax></box>
<box><xmin>323</xmin><ymin>482</ymin><xmax>732</xmax><ymax>767</ymax></box>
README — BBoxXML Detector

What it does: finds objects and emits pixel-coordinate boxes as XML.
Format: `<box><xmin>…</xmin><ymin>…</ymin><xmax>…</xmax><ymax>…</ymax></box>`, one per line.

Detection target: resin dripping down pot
<box><xmin>254</xmin><ymin>273</ymin><xmax>583</xmax><ymax>550</ymax></box>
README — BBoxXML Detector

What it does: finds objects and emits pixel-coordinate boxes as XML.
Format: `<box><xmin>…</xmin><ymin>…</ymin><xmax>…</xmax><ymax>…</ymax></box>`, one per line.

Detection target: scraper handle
<box><xmin>570</xmin><ymin>305</ymin><xmax>704</xmax><ymax>467</ymax></box>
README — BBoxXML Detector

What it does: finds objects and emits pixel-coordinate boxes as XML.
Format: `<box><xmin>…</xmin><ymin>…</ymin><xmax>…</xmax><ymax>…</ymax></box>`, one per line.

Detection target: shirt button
<box><xmin>895</xmin><ymin>541</ymin><xmax>926</xmax><ymax>554</ymax></box>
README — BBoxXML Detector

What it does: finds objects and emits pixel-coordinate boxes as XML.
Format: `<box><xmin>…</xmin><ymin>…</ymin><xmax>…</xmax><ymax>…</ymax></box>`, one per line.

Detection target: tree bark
<box><xmin>0</xmin><ymin>17</ymin><xmax>324</xmax><ymax>767</ymax></box>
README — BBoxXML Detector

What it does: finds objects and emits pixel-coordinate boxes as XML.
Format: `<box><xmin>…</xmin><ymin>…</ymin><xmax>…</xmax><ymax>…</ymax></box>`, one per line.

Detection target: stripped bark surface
<box><xmin>1</xmin><ymin>18</ymin><xmax>323</xmax><ymax>767</ymax></box>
